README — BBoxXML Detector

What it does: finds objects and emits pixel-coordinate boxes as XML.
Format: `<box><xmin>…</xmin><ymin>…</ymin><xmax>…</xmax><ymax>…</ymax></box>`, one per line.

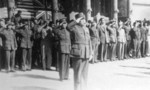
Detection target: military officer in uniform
<box><xmin>124</xmin><ymin>19</ymin><xmax>132</xmax><ymax>59</ymax></box>
<box><xmin>54</xmin><ymin>18</ymin><xmax>71</xmax><ymax>81</ymax></box>
<box><xmin>107</xmin><ymin>20</ymin><xmax>117</xmax><ymax>61</ymax></box>
<box><xmin>140</xmin><ymin>22</ymin><xmax>147</xmax><ymax>57</ymax></box>
<box><xmin>68</xmin><ymin>13</ymin><xmax>92</xmax><ymax>90</ymax></box>
<box><xmin>0</xmin><ymin>22</ymin><xmax>17</xmax><ymax>72</ymax></box>
<box><xmin>15</xmin><ymin>22</ymin><xmax>33</xmax><ymax>71</ymax></box>
<box><xmin>130</xmin><ymin>21</ymin><xmax>141</xmax><ymax>58</ymax></box>
<box><xmin>117</xmin><ymin>21</ymin><xmax>126</xmax><ymax>60</ymax></box>
<box><xmin>97</xmin><ymin>18</ymin><xmax>110</xmax><ymax>62</ymax></box>
<box><xmin>89</xmin><ymin>21</ymin><xmax>99</xmax><ymax>63</ymax></box>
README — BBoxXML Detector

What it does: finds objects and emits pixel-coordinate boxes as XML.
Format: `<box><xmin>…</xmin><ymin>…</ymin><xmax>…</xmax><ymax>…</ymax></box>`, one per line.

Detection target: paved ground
<box><xmin>0</xmin><ymin>57</ymin><xmax>150</xmax><ymax>90</ymax></box>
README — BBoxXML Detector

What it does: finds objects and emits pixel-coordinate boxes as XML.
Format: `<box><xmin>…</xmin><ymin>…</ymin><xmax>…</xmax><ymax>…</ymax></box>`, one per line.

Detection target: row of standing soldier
<box><xmin>0</xmin><ymin>11</ymin><xmax>150</xmax><ymax>90</ymax></box>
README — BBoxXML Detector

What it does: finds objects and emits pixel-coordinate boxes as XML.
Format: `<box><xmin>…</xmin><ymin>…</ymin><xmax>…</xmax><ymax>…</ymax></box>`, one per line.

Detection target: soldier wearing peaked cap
<box><xmin>0</xmin><ymin>22</ymin><xmax>17</xmax><ymax>72</ymax></box>
<box><xmin>53</xmin><ymin>17</ymin><xmax>71</xmax><ymax>81</ymax></box>
<box><xmin>67</xmin><ymin>13</ymin><xmax>92</xmax><ymax>90</ymax></box>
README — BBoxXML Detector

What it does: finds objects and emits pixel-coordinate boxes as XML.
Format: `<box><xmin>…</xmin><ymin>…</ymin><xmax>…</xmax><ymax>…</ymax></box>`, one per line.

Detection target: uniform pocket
<box><xmin>71</xmin><ymin>44</ymin><xmax>81</xmax><ymax>57</ymax></box>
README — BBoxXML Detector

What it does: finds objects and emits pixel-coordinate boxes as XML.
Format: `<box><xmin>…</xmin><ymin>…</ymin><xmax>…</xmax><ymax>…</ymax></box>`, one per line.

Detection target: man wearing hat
<box><xmin>68</xmin><ymin>13</ymin><xmax>92</xmax><ymax>90</ymax></box>
<box><xmin>53</xmin><ymin>17</ymin><xmax>71</xmax><ymax>81</ymax></box>
<box><xmin>107</xmin><ymin>20</ymin><xmax>117</xmax><ymax>61</ymax></box>
<box><xmin>0</xmin><ymin>22</ymin><xmax>17</xmax><ymax>72</ymax></box>
<box><xmin>14</xmin><ymin>22</ymin><xmax>33</xmax><ymax>71</ymax></box>
<box><xmin>12</xmin><ymin>10</ymin><xmax>22</xmax><ymax>26</ymax></box>
<box><xmin>39</xmin><ymin>21</ymin><xmax>53</xmax><ymax>70</ymax></box>
<box><xmin>97</xmin><ymin>18</ymin><xmax>110</xmax><ymax>62</ymax></box>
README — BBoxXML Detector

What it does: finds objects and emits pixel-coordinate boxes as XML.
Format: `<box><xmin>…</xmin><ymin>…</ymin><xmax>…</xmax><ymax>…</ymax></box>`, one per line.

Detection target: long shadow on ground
<box><xmin>13</xmin><ymin>86</ymin><xmax>57</xmax><ymax>90</ymax></box>
<box><xmin>13</xmin><ymin>74</ymin><xmax>59</xmax><ymax>81</ymax></box>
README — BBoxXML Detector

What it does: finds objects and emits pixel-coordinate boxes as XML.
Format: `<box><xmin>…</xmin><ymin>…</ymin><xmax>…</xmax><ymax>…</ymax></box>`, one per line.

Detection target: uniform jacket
<box><xmin>16</xmin><ymin>28</ymin><xmax>33</xmax><ymax>48</ymax></box>
<box><xmin>124</xmin><ymin>25</ymin><xmax>131</xmax><ymax>41</ymax></box>
<box><xmin>140</xmin><ymin>27</ymin><xmax>147</xmax><ymax>41</ymax></box>
<box><xmin>54</xmin><ymin>27</ymin><xmax>71</xmax><ymax>54</ymax></box>
<box><xmin>117</xmin><ymin>28</ymin><xmax>126</xmax><ymax>43</ymax></box>
<box><xmin>89</xmin><ymin>26</ymin><xmax>100</xmax><ymax>44</ymax></box>
<box><xmin>97</xmin><ymin>24</ymin><xmax>110</xmax><ymax>44</ymax></box>
<box><xmin>0</xmin><ymin>28</ymin><xmax>17</xmax><ymax>50</ymax></box>
<box><xmin>67</xmin><ymin>21</ymin><xmax>92</xmax><ymax>59</ymax></box>
<box><xmin>107</xmin><ymin>26</ymin><xmax>117</xmax><ymax>43</ymax></box>
<box><xmin>130</xmin><ymin>27</ymin><xmax>141</xmax><ymax>41</ymax></box>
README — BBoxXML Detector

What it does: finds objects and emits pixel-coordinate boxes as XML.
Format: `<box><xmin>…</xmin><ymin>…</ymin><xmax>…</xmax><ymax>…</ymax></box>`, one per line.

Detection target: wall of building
<box><xmin>131</xmin><ymin>0</ymin><xmax>150</xmax><ymax>22</ymax></box>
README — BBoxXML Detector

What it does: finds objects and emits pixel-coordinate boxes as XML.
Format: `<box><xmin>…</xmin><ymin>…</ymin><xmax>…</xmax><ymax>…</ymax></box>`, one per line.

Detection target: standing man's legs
<box><xmin>0</xmin><ymin>46</ymin><xmax>2</xmax><ymax>71</ymax></box>
<box><xmin>104</xmin><ymin>43</ymin><xmax>108</xmax><ymax>61</ymax></box>
<box><xmin>64</xmin><ymin>54</ymin><xmax>70</xmax><ymax>79</ymax></box>
<box><xmin>72</xmin><ymin>58</ymin><xmax>89</xmax><ymax>90</ymax></box>
<box><xmin>72</xmin><ymin>58</ymin><xmax>82</xmax><ymax>90</ymax></box>
<box><xmin>59</xmin><ymin>53</ymin><xmax>65</xmax><ymax>81</ymax></box>
<box><xmin>41</xmin><ymin>46</ymin><xmax>46</xmax><ymax>70</ymax></box>
<box><xmin>10</xmin><ymin>50</ymin><xmax>16</xmax><ymax>71</ymax></box>
<box><xmin>46</xmin><ymin>47</ymin><xmax>52</xmax><ymax>69</ymax></box>
<box><xmin>5</xmin><ymin>50</ymin><xmax>10</xmax><ymax>72</ymax></box>
<box><xmin>121</xmin><ymin>43</ymin><xmax>125</xmax><ymax>60</ymax></box>
<box><xmin>81</xmin><ymin>59</ymin><xmax>89</xmax><ymax>90</ymax></box>
<box><xmin>27</xmin><ymin>48</ymin><xmax>32</xmax><ymax>70</ymax></box>
<box><xmin>22</xmin><ymin>48</ymin><xmax>27</xmax><ymax>71</ymax></box>
<box><xmin>141</xmin><ymin>41</ymin><xmax>146</xmax><ymax>57</ymax></box>
<box><xmin>118</xmin><ymin>42</ymin><xmax>123</xmax><ymax>60</ymax></box>
<box><xmin>100</xmin><ymin>43</ymin><xmax>104</xmax><ymax>62</ymax></box>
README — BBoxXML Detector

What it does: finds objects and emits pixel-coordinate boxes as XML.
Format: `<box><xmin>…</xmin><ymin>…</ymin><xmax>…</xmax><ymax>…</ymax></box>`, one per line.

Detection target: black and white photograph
<box><xmin>0</xmin><ymin>0</ymin><xmax>150</xmax><ymax>90</ymax></box>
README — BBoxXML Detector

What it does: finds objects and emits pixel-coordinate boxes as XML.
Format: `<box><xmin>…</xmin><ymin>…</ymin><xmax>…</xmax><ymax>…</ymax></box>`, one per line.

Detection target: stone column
<box><xmin>7</xmin><ymin>0</ymin><xmax>15</xmax><ymax>20</ymax></box>
<box><xmin>128</xmin><ymin>0</ymin><xmax>133</xmax><ymax>19</ymax></box>
<box><xmin>85</xmin><ymin>0</ymin><xmax>92</xmax><ymax>21</ymax></box>
<box><xmin>113</xmin><ymin>0</ymin><xmax>119</xmax><ymax>23</ymax></box>
<box><xmin>52</xmin><ymin>0</ymin><xmax>59</xmax><ymax>24</ymax></box>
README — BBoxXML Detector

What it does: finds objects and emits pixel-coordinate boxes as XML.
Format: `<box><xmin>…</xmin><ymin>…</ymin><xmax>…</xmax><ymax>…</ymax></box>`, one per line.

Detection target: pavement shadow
<box><xmin>13</xmin><ymin>74</ymin><xmax>59</xmax><ymax>81</ymax></box>
<box><xmin>116</xmin><ymin>73</ymin><xmax>147</xmax><ymax>78</ymax></box>
<box><xmin>120</xmin><ymin>65</ymin><xmax>150</xmax><ymax>70</ymax></box>
<box><xmin>140</xmin><ymin>72</ymin><xmax>150</xmax><ymax>76</ymax></box>
<box><xmin>13</xmin><ymin>86</ymin><xmax>57</xmax><ymax>90</ymax></box>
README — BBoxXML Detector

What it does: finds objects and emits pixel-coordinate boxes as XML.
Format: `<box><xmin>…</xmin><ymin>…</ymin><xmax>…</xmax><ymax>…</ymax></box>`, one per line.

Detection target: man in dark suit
<box><xmin>54</xmin><ymin>18</ymin><xmax>71</xmax><ymax>81</ymax></box>
<box><xmin>40</xmin><ymin>22</ymin><xmax>53</xmax><ymax>70</ymax></box>
<box><xmin>97</xmin><ymin>18</ymin><xmax>110</xmax><ymax>62</ymax></box>
<box><xmin>15</xmin><ymin>22</ymin><xmax>33</xmax><ymax>71</ymax></box>
<box><xmin>0</xmin><ymin>22</ymin><xmax>17</xmax><ymax>72</ymax></box>
<box><xmin>68</xmin><ymin>13</ymin><xmax>92</xmax><ymax>90</ymax></box>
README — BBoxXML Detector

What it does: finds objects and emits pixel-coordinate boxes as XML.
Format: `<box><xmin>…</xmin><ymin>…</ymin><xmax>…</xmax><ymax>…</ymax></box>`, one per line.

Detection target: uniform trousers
<box><xmin>109</xmin><ymin>42</ymin><xmax>117</xmax><ymax>61</ymax></box>
<box><xmin>22</xmin><ymin>48</ymin><xmax>32</xmax><ymax>70</ymax></box>
<box><xmin>72</xmin><ymin>58</ymin><xmax>89</xmax><ymax>90</ymax></box>
<box><xmin>133</xmin><ymin>39</ymin><xmax>141</xmax><ymax>58</ymax></box>
<box><xmin>141</xmin><ymin>40</ymin><xmax>146</xmax><ymax>57</ymax></box>
<box><xmin>5</xmin><ymin>50</ymin><xmax>16</xmax><ymax>71</ymax></box>
<box><xmin>0</xmin><ymin>46</ymin><xmax>2</xmax><ymax>70</ymax></box>
<box><xmin>124</xmin><ymin>40</ymin><xmax>131</xmax><ymax>59</ymax></box>
<box><xmin>147</xmin><ymin>36</ymin><xmax>150</xmax><ymax>56</ymax></box>
<box><xmin>117</xmin><ymin>42</ymin><xmax>125</xmax><ymax>60</ymax></box>
<box><xmin>99</xmin><ymin>43</ymin><xmax>108</xmax><ymax>62</ymax></box>
<box><xmin>59</xmin><ymin>53</ymin><xmax>70</xmax><ymax>80</ymax></box>
<box><xmin>41</xmin><ymin>45</ymin><xmax>52</xmax><ymax>70</ymax></box>
<box><xmin>91</xmin><ymin>42</ymin><xmax>99</xmax><ymax>63</ymax></box>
